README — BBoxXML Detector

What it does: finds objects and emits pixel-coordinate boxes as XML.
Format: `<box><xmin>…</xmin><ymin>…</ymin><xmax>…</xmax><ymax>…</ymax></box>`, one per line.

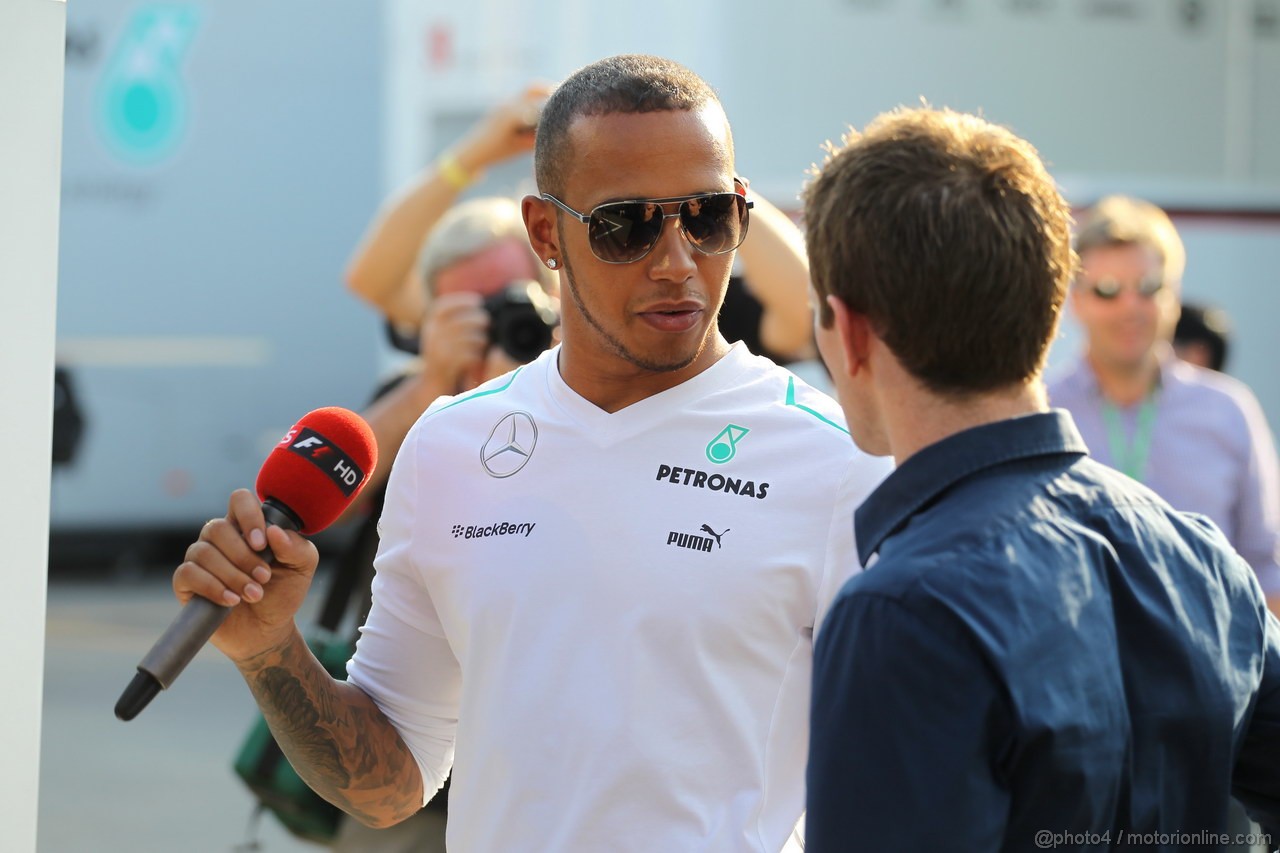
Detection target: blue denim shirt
<box><xmin>808</xmin><ymin>411</ymin><xmax>1280</xmax><ymax>852</ymax></box>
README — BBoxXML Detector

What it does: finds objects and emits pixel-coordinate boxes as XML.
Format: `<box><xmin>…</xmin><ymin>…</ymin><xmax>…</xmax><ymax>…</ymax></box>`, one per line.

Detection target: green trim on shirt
<box><xmin>431</xmin><ymin>367</ymin><xmax>523</xmax><ymax>415</ymax></box>
<box><xmin>785</xmin><ymin>376</ymin><xmax>849</xmax><ymax>435</ymax></box>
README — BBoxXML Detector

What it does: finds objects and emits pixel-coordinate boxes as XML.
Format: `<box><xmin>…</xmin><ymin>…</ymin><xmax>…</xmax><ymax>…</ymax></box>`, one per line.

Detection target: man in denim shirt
<box><xmin>802</xmin><ymin>107</ymin><xmax>1280</xmax><ymax>851</ymax></box>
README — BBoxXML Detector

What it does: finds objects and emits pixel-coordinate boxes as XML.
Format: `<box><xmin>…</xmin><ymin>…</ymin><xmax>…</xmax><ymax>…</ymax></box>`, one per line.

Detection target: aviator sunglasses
<box><xmin>1083</xmin><ymin>274</ymin><xmax>1165</xmax><ymax>300</ymax></box>
<box><xmin>542</xmin><ymin>181</ymin><xmax>753</xmax><ymax>264</ymax></box>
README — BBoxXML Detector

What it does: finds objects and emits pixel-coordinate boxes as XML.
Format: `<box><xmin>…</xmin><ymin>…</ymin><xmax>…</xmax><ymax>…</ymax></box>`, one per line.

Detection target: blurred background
<box><xmin>42</xmin><ymin>0</ymin><xmax>1279</xmax><ymax>850</ymax></box>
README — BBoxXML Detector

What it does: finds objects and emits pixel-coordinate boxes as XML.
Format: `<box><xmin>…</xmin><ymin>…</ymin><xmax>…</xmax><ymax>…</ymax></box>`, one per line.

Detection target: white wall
<box><xmin>0</xmin><ymin>0</ymin><xmax>66</xmax><ymax>849</ymax></box>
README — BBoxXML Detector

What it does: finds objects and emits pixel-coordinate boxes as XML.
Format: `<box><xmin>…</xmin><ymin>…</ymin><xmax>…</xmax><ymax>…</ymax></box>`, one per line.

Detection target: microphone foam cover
<box><xmin>255</xmin><ymin>407</ymin><xmax>378</xmax><ymax>535</ymax></box>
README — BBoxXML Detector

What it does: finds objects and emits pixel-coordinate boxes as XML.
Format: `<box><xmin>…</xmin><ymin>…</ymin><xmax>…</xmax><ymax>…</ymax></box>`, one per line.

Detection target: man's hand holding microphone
<box><xmin>116</xmin><ymin>407</ymin><xmax>377</xmax><ymax>721</ymax></box>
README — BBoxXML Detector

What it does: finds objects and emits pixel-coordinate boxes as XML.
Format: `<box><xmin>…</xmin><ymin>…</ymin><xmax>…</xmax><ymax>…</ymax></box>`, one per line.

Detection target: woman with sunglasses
<box><xmin>173</xmin><ymin>54</ymin><xmax>890</xmax><ymax>853</ymax></box>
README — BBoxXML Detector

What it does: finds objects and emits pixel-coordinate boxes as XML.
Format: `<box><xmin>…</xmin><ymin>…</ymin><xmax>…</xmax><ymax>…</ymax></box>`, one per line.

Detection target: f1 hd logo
<box><xmin>286</xmin><ymin>427</ymin><xmax>365</xmax><ymax>496</ymax></box>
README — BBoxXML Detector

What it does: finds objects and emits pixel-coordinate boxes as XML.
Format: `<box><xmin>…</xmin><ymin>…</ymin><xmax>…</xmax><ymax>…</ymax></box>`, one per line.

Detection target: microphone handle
<box><xmin>114</xmin><ymin>501</ymin><xmax>297</xmax><ymax>721</ymax></box>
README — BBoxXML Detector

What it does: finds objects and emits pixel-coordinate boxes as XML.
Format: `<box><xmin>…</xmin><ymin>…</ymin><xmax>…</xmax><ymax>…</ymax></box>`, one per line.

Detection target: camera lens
<box><xmin>483</xmin><ymin>282</ymin><xmax>558</xmax><ymax>363</ymax></box>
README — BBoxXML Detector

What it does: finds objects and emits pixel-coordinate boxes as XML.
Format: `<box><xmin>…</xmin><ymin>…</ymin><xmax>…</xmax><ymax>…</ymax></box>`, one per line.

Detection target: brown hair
<box><xmin>804</xmin><ymin>106</ymin><xmax>1075</xmax><ymax>396</ymax></box>
<box><xmin>534</xmin><ymin>54</ymin><xmax>728</xmax><ymax>196</ymax></box>
<box><xmin>1073</xmin><ymin>195</ymin><xmax>1185</xmax><ymax>287</ymax></box>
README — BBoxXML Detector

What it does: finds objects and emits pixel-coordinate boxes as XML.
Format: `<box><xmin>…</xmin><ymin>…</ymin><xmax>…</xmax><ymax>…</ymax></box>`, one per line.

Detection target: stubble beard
<box><xmin>558</xmin><ymin>236</ymin><xmax>712</xmax><ymax>375</ymax></box>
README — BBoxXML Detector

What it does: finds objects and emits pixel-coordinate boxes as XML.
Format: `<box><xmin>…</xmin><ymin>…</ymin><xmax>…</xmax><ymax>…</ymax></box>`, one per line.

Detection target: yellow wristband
<box><xmin>437</xmin><ymin>154</ymin><xmax>474</xmax><ymax>191</ymax></box>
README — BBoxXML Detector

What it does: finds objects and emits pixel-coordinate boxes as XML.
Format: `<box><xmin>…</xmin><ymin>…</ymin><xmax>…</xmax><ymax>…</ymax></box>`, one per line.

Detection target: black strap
<box><xmin>316</xmin><ymin>508</ymin><xmax>380</xmax><ymax>632</ymax></box>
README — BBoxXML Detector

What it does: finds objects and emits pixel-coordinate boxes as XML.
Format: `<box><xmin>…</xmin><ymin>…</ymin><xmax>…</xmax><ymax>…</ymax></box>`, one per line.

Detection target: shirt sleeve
<box><xmin>344</xmin><ymin>419</ymin><xmax>461</xmax><ymax>805</ymax></box>
<box><xmin>1233</xmin><ymin>609</ymin><xmax>1280</xmax><ymax>838</ymax></box>
<box><xmin>807</xmin><ymin>590</ymin><xmax>1011</xmax><ymax>851</ymax></box>
<box><xmin>1230</xmin><ymin>389</ymin><xmax>1280</xmax><ymax>592</ymax></box>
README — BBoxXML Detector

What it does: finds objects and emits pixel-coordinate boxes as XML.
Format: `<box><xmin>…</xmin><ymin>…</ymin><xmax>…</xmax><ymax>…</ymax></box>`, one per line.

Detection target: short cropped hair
<box><xmin>1074</xmin><ymin>195</ymin><xmax>1186</xmax><ymax>288</ymax></box>
<box><xmin>535</xmin><ymin>54</ymin><xmax>727</xmax><ymax>196</ymax></box>
<box><xmin>418</xmin><ymin>197</ymin><xmax>554</xmax><ymax>298</ymax></box>
<box><xmin>804</xmin><ymin>107</ymin><xmax>1075</xmax><ymax>396</ymax></box>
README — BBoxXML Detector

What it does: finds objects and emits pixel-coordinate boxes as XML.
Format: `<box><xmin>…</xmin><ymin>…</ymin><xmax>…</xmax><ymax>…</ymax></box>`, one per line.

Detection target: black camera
<box><xmin>483</xmin><ymin>281</ymin><xmax>558</xmax><ymax>363</ymax></box>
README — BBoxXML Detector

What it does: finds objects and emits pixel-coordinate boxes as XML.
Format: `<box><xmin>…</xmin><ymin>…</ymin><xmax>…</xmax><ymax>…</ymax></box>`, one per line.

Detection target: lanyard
<box><xmin>1101</xmin><ymin>393</ymin><xmax>1158</xmax><ymax>482</ymax></box>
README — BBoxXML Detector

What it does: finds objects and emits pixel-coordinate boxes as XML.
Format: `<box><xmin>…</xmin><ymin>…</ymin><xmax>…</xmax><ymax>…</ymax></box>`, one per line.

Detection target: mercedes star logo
<box><xmin>480</xmin><ymin>411</ymin><xmax>538</xmax><ymax>478</ymax></box>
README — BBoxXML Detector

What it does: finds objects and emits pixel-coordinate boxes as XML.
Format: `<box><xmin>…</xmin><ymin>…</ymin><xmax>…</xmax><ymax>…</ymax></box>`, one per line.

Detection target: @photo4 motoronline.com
<box><xmin>1034</xmin><ymin>829</ymin><xmax>1272</xmax><ymax>849</ymax></box>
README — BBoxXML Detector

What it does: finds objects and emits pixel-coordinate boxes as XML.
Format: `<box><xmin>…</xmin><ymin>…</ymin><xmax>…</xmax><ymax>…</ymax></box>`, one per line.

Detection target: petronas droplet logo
<box><xmin>705</xmin><ymin>424</ymin><xmax>749</xmax><ymax>465</ymax></box>
<box><xmin>97</xmin><ymin>7</ymin><xmax>200</xmax><ymax>165</ymax></box>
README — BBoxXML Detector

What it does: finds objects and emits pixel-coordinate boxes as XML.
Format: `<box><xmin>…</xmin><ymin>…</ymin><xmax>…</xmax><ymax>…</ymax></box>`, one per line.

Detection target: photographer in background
<box><xmin>341</xmin><ymin>195</ymin><xmax>557</xmax><ymax>521</ymax></box>
<box><xmin>345</xmin><ymin>86</ymin><xmax>549</xmax><ymax>337</ymax></box>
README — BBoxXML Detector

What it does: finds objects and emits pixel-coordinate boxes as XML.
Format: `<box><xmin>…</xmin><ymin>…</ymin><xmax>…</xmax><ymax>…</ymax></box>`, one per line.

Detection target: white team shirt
<box><xmin>346</xmin><ymin>343</ymin><xmax>891</xmax><ymax>852</ymax></box>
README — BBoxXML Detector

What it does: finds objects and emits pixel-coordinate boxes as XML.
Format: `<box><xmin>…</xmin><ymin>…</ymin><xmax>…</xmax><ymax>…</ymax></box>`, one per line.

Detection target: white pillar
<box><xmin>0</xmin><ymin>1</ymin><xmax>66</xmax><ymax>849</ymax></box>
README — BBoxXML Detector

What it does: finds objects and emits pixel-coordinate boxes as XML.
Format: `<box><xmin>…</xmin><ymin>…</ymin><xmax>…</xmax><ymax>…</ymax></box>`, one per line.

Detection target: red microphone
<box><xmin>115</xmin><ymin>407</ymin><xmax>377</xmax><ymax>721</ymax></box>
<box><xmin>256</xmin><ymin>406</ymin><xmax>379</xmax><ymax>536</ymax></box>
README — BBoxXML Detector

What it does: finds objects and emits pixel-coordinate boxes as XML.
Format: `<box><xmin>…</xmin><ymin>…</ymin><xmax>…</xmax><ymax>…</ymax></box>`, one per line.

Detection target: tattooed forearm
<box><xmin>238</xmin><ymin>631</ymin><xmax>424</xmax><ymax>828</ymax></box>
<box><xmin>256</xmin><ymin>666</ymin><xmax>351</xmax><ymax>788</ymax></box>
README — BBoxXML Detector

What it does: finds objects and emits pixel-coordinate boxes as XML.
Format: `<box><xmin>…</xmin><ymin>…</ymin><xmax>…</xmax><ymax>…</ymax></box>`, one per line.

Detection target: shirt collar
<box><xmin>1074</xmin><ymin>343</ymin><xmax>1181</xmax><ymax>402</ymax></box>
<box><xmin>854</xmin><ymin>410</ymin><xmax>1089</xmax><ymax>565</ymax></box>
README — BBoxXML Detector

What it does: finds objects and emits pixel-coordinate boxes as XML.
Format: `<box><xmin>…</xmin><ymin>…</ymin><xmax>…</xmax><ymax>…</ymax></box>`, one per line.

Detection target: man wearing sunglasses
<box><xmin>1049</xmin><ymin>197</ymin><xmax>1280</xmax><ymax>613</ymax></box>
<box><xmin>173</xmin><ymin>54</ymin><xmax>891</xmax><ymax>852</ymax></box>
